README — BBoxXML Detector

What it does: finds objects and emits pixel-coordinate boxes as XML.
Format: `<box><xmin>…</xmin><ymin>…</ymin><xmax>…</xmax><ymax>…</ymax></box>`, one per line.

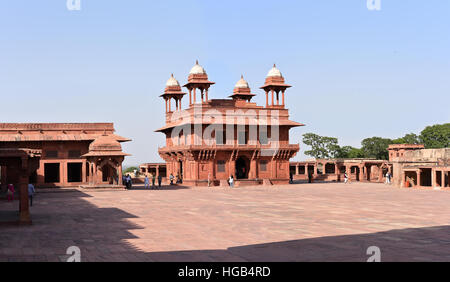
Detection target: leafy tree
<box><xmin>419</xmin><ymin>123</ymin><xmax>450</xmax><ymax>148</ymax></box>
<box><xmin>336</xmin><ymin>146</ymin><xmax>365</xmax><ymax>158</ymax></box>
<box><xmin>392</xmin><ymin>133</ymin><xmax>420</xmax><ymax>144</ymax></box>
<box><xmin>302</xmin><ymin>133</ymin><xmax>340</xmax><ymax>159</ymax></box>
<box><xmin>361</xmin><ymin>137</ymin><xmax>392</xmax><ymax>160</ymax></box>
<box><xmin>123</xmin><ymin>166</ymin><xmax>139</xmax><ymax>175</ymax></box>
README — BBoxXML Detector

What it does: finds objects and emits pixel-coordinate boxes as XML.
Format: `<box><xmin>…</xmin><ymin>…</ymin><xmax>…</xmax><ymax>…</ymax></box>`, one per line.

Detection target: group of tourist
<box><xmin>4</xmin><ymin>183</ymin><xmax>35</xmax><ymax>207</ymax></box>
<box><xmin>144</xmin><ymin>173</ymin><xmax>162</xmax><ymax>189</ymax></box>
<box><xmin>123</xmin><ymin>174</ymin><xmax>133</xmax><ymax>189</ymax></box>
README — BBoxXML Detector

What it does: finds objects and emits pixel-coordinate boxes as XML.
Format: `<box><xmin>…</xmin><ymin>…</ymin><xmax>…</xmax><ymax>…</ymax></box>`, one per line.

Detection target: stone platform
<box><xmin>1</xmin><ymin>182</ymin><xmax>450</xmax><ymax>262</ymax></box>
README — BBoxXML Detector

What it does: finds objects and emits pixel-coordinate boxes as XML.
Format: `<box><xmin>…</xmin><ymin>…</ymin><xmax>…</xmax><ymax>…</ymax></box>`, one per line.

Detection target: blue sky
<box><xmin>1</xmin><ymin>0</ymin><xmax>449</xmax><ymax>166</ymax></box>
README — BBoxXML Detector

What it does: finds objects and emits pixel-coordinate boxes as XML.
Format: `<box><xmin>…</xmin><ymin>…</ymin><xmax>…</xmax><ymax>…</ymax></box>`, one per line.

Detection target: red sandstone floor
<box><xmin>1</xmin><ymin>182</ymin><xmax>450</xmax><ymax>262</ymax></box>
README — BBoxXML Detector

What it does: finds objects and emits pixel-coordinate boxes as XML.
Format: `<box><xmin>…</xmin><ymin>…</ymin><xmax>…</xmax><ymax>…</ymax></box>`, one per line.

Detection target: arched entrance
<box><xmin>101</xmin><ymin>163</ymin><xmax>117</xmax><ymax>184</ymax></box>
<box><xmin>235</xmin><ymin>157</ymin><xmax>249</xmax><ymax>179</ymax></box>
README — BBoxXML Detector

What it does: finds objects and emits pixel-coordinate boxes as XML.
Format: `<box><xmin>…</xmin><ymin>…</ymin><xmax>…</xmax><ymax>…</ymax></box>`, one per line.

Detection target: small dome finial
<box><xmin>196</xmin><ymin>59</ymin><xmax>199</xmax><ymax>65</ymax></box>
<box><xmin>273</xmin><ymin>63</ymin><xmax>276</xmax><ymax>68</ymax></box>
<box><xmin>241</xmin><ymin>74</ymin><xmax>243</xmax><ymax>79</ymax></box>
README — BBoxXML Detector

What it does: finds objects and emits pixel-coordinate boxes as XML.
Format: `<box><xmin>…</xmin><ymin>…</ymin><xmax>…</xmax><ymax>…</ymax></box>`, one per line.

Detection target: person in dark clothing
<box><xmin>158</xmin><ymin>175</ymin><xmax>162</xmax><ymax>188</ymax></box>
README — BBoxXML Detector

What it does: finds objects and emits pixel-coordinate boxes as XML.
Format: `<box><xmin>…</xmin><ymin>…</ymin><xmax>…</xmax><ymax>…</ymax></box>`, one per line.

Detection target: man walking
<box><xmin>152</xmin><ymin>173</ymin><xmax>156</xmax><ymax>189</ymax></box>
<box><xmin>144</xmin><ymin>175</ymin><xmax>150</xmax><ymax>189</ymax></box>
<box><xmin>158</xmin><ymin>174</ymin><xmax>162</xmax><ymax>188</ymax></box>
<box><xmin>28</xmin><ymin>183</ymin><xmax>35</xmax><ymax>206</ymax></box>
<box><xmin>169</xmin><ymin>173</ymin><xmax>174</xmax><ymax>185</ymax></box>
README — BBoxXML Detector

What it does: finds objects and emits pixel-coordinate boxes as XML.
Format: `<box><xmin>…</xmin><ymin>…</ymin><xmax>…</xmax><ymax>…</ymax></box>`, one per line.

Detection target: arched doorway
<box><xmin>235</xmin><ymin>157</ymin><xmax>249</xmax><ymax>179</ymax></box>
<box><xmin>101</xmin><ymin>163</ymin><xmax>118</xmax><ymax>184</ymax></box>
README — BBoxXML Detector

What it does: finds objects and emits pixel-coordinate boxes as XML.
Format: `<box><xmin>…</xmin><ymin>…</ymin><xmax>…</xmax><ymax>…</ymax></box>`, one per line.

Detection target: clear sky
<box><xmin>1</xmin><ymin>0</ymin><xmax>449</xmax><ymax>166</ymax></box>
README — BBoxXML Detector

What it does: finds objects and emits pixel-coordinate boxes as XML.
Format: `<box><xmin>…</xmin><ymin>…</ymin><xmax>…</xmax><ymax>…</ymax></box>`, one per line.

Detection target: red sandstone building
<box><xmin>0</xmin><ymin>123</ymin><xmax>130</xmax><ymax>188</ymax></box>
<box><xmin>156</xmin><ymin>62</ymin><xmax>303</xmax><ymax>186</ymax></box>
<box><xmin>0</xmin><ymin>123</ymin><xmax>130</xmax><ymax>223</ymax></box>
<box><xmin>388</xmin><ymin>144</ymin><xmax>449</xmax><ymax>188</ymax></box>
<box><xmin>290</xmin><ymin>158</ymin><xmax>391</xmax><ymax>183</ymax></box>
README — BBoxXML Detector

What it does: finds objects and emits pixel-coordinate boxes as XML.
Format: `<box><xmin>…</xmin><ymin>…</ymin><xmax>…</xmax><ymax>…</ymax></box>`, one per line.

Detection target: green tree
<box><xmin>419</xmin><ymin>123</ymin><xmax>450</xmax><ymax>148</ymax></box>
<box><xmin>123</xmin><ymin>166</ymin><xmax>139</xmax><ymax>175</ymax></box>
<box><xmin>336</xmin><ymin>146</ymin><xmax>364</xmax><ymax>158</ymax></box>
<box><xmin>392</xmin><ymin>133</ymin><xmax>420</xmax><ymax>144</ymax></box>
<box><xmin>361</xmin><ymin>137</ymin><xmax>392</xmax><ymax>160</ymax></box>
<box><xmin>302</xmin><ymin>133</ymin><xmax>340</xmax><ymax>159</ymax></box>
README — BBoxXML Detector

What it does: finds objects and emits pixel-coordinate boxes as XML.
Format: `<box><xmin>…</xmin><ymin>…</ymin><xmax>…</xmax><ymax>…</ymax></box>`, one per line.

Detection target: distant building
<box><xmin>290</xmin><ymin>159</ymin><xmax>391</xmax><ymax>183</ymax></box>
<box><xmin>388</xmin><ymin>144</ymin><xmax>449</xmax><ymax>188</ymax></box>
<box><xmin>155</xmin><ymin>61</ymin><xmax>303</xmax><ymax>186</ymax></box>
<box><xmin>0</xmin><ymin>123</ymin><xmax>130</xmax><ymax>189</ymax></box>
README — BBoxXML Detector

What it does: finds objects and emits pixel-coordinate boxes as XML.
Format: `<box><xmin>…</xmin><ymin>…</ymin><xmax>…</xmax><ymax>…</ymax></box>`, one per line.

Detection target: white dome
<box><xmin>235</xmin><ymin>75</ymin><xmax>249</xmax><ymax>88</ymax></box>
<box><xmin>166</xmin><ymin>74</ymin><xmax>180</xmax><ymax>87</ymax></box>
<box><xmin>267</xmin><ymin>64</ymin><xmax>282</xmax><ymax>77</ymax></box>
<box><xmin>189</xmin><ymin>60</ymin><xmax>206</xmax><ymax>75</ymax></box>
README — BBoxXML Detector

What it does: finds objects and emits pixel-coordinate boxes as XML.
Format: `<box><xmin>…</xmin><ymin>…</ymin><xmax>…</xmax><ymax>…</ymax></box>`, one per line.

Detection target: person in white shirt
<box><xmin>229</xmin><ymin>175</ymin><xmax>234</xmax><ymax>188</ymax></box>
<box><xmin>385</xmin><ymin>172</ymin><xmax>391</xmax><ymax>184</ymax></box>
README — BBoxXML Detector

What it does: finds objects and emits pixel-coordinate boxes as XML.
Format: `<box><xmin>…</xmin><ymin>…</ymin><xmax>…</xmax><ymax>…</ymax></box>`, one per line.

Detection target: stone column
<box><xmin>441</xmin><ymin>170</ymin><xmax>445</xmax><ymax>188</ymax></box>
<box><xmin>193</xmin><ymin>88</ymin><xmax>196</xmax><ymax>103</ymax></box>
<box><xmin>314</xmin><ymin>163</ymin><xmax>318</xmax><ymax>176</ymax></box>
<box><xmin>431</xmin><ymin>168</ymin><xmax>436</xmax><ymax>188</ymax></box>
<box><xmin>295</xmin><ymin>164</ymin><xmax>299</xmax><ymax>175</ymax></box>
<box><xmin>359</xmin><ymin>165</ymin><xmax>364</xmax><ymax>182</ymax></box>
<box><xmin>401</xmin><ymin>171</ymin><xmax>405</xmax><ymax>187</ymax></box>
<box><xmin>416</xmin><ymin>169</ymin><xmax>421</xmax><ymax>187</ymax></box>
<box><xmin>189</xmin><ymin>89</ymin><xmax>192</xmax><ymax>105</ymax></box>
<box><xmin>282</xmin><ymin>90</ymin><xmax>285</xmax><ymax>106</ymax></box>
<box><xmin>19</xmin><ymin>172</ymin><xmax>30</xmax><ymax>224</ymax></box>
<box><xmin>250</xmin><ymin>159</ymin><xmax>257</xmax><ymax>179</ymax></box>
<box><xmin>93</xmin><ymin>162</ymin><xmax>97</xmax><ymax>185</ymax></box>
<box><xmin>82</xmin><ymin>160</ymin><xmax>87</xmax><ymax>183</ymax></box>
<box><xmin>118</xmin><ymin>164</ymin><xmax>123</xmax><ymax>185</ymax></box>
<box><xmin>265</xmin><ymin>91</ymin><xmax>269</xmax><ymax>107</ymax></box>
<box><xmin>156</xmin><ymin>165</ymin><xmax>160</xmax><ymax>178</ymax></box>
<box><xmin>271</xmin><ymin>90</ymin><xmax>274</xmax><ymax>106</ymax></box>
<box><xmin>378</xmin><ymin>166</ymin><xmax>383</xmax><ymax>183</ymax></box>
<box><xmin>206</xmin><ymin>89</ymin><xmax>209</xmax><ymax>101</ymax></box>
<box><xmin>335</xmin><ymin>163</ymin><xmax>340</xmax><ymax>182</ymax></box>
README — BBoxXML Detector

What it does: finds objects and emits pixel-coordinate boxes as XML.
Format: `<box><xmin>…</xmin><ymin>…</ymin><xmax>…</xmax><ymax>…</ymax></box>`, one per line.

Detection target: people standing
<box><xmin>126</xmin><ymin>174</ymin><xmax>132</xmax><ymax>189</ymax></box>
<box><xmin>158</xmin><ymin>174</ymin><xmax>162</xmax><ymax>188</ymax></box>
<box><xmin>169</xmin><ymin>173</ymin><xmax>174</xmax><ymax>185</ymax></box>
<box><xmin>144</xmin><ymin>175</ymin><xmax>150</xmax><ymax>189</ymax></box>
<box><xmin>6</xmin><ymin>184</ymin><xmax>14</xmax><ymax>202</ymax></box>
<box><xmin>28</xmin><ymin>183</ymin><xmax>35</xmax><ymax>206</ymax></box>
<box><xmin>208</xmin><ymin>173</ymin><xmax>211</xmax><ymax>187</ymax></box>
<box><xmin>385</xmin><ymin>172</ymin><xmax>391</xmax><ymax>184</ymax></box>
<box><xmin>228</xmin><ymin>175</ymin><xmax>234</xmax><ymax>188</ymax></box>
<box><xmin>344</xmin><ymin>172</ymin><xmax>349</xmax><ymax>184</ymax></box>
<box><xmin>152</xmin><ymin>173</ymin><xmax>156</xmax><ymax>189</ymax></box>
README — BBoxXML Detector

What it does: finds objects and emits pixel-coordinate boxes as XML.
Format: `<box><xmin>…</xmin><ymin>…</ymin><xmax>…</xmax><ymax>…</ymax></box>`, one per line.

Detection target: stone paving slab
<box><xmin>1</xmin><ymin>182</ymin><xmax>450</xmax><ymax>261</ymax></box>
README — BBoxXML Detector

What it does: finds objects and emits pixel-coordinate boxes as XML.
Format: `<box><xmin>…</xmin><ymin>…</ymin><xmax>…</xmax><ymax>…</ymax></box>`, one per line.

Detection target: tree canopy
<box><xmin>361</xmin><ymin>137</ymin><xmax>392</xmax><ymax>160</ymax></box>
<box><xmin>302</xmin><ymin>133</ymin><xmax>340</xmax><ymax>159</ymax></box>
<box><xmin>300</xmin><ymin>123</ymin><xmax>448</xmax><ymax>161</ymax></box>
<box><xmin>419</xmin><ymin>123</ymin><xmax>450</xmax><ymax>149</ymax></box>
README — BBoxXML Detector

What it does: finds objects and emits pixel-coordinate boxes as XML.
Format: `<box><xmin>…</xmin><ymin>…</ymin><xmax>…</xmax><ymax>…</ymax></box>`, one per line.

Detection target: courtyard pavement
<box><xmin>1</xmin><ymin>182</ymin><xmax>450</xmax><ymax>262</ymax></box>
